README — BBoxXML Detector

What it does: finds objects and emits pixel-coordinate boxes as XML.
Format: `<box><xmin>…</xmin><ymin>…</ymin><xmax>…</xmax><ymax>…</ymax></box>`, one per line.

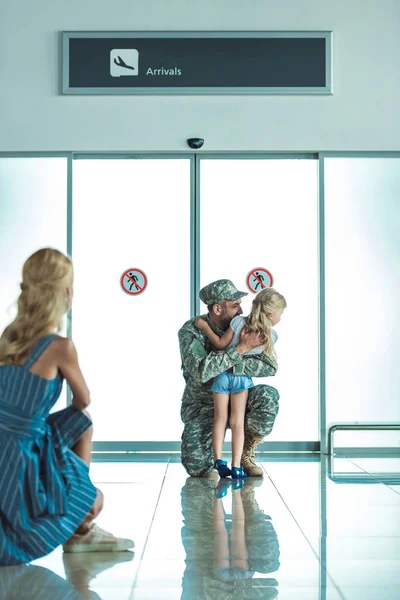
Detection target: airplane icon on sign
<box><xmin>110</xmin><ymin>49</ymin><xmax>139</xmax><ymax>77</ymax></box>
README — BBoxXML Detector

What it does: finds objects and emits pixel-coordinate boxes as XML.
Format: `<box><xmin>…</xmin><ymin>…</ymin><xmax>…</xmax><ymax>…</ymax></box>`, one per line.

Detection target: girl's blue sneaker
<box><xmin>214</xmin><ymin>459</ymin><xmax>232</xmax><ymax>478</ymax></box>
<box><xmin>231</xmin><ymin>466</ymin><xmax>247</xmax><ymax>480</ymax></box>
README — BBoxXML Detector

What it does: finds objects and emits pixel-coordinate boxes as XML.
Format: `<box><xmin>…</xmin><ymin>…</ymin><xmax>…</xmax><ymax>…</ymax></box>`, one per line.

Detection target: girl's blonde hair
<box><xmin>0</xmin><ymin>248</ymin><xmax>73</xmax><ymax>366</ymax></box>
<box><xmin>246</xmin><ymin>288</ymin><xmax>287</xmax><ymax>357</ymax></box>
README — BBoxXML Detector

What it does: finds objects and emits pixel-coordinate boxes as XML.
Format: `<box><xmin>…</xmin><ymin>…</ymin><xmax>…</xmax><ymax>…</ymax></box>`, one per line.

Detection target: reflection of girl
<box><xmin>0</xmin><ymin>248</ymin><xmax>133</xmax><ymax>565</ymax></box>
<box><xmin>196</xmin><ymin>288</ymin><xmax>286</xmax><ymax>480</ymax></box>
<box><xmin>180</xmin><ymin>477</ymin><xmax>280</xmax><ymax>599</ymax></box>
<box><xmin>213</xmin><ymin>483</ymin><xmax>255</xmax><ymax>583</ymax></box>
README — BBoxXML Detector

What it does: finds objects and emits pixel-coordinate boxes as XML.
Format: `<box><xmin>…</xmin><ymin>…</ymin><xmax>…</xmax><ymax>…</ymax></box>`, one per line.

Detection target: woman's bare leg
<box><xmin>74</xmin><ymin>489</ymin><xmax>104</xmax><ymax>535</ymax></box>
<box><xmin>212</xmin><ymin>393</ymin><xmax>229</xmax><ymax>461</ymax></box>
<box><xmin>70</xmin><ymin>410</ymin><xmax>104</xmax><ymax>534</ymax></box>
<box><xmin>230</xmin><ymin>391</ymin><xmax>248</xmax><ymax>468</ymax></box>
<box><xmin>71</xmin><ymin>409</ymin><xmax>93</xmax><ymax>467</ymax></box>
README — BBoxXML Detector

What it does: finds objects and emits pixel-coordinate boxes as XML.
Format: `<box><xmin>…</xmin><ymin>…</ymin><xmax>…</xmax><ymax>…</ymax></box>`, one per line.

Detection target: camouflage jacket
<box><xmin>178</xmin><ymin>315</ymin><xmax>277</xmax><ymax>423</ymax></box>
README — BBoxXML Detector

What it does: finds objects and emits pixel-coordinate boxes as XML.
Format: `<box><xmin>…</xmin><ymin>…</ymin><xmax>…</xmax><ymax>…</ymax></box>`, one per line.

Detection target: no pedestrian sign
<box><xmin>246</xmin><ymin>268</ymin><xmax>274</xmax><ymax>294</ymax></box>
<box><xmin>120</xmin><ymin>268</ymin><xmax>147</xmax><ymax>295</ymax></box>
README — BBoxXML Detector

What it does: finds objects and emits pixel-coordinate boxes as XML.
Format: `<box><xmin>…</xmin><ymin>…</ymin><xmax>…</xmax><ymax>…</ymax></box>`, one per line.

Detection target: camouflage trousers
<box><xmin>181</xmin><ymin>384</ymin><xmax>279</xmax><ymax>477</ymax></box>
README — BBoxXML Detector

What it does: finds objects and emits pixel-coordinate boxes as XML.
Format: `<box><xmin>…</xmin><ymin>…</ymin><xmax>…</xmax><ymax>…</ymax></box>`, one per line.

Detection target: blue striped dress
<box><xmin>0</xmin><ymin>335</ymin><xmax>97</xmax><ymax>566</ymax></box>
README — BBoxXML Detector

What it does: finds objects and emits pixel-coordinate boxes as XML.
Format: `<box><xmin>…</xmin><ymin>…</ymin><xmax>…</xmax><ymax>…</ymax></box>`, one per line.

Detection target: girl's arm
<box><xmin>195</xmin><ymin>317</ymin><xmax>235</xmax><ymax>350</ymax></box>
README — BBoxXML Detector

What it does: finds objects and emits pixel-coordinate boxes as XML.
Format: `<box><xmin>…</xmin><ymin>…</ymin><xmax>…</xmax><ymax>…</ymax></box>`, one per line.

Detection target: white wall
<box><xmin>1</xmin><ymin>0</ymin><xmax>399</xmax><ymax>152</ymax></box>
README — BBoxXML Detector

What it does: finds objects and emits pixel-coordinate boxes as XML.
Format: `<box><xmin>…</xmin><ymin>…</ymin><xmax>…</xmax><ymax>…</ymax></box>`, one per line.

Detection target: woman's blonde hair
<box><xmin>0</xmin><ymin>248</ymin><xmax>73</xmax><ymax>365</ymax></box>
<box><xmin>246</xmin><ymin>288</ymin><xmax>287</xmax><ymax>357</ymax></box>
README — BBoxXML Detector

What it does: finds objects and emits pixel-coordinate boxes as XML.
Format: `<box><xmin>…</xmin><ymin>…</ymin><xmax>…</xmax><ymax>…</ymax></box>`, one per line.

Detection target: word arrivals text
<box><xmin>146</xmin><ymin>67</ymin><xmax>182</xmax><ymax>76</ymax></box>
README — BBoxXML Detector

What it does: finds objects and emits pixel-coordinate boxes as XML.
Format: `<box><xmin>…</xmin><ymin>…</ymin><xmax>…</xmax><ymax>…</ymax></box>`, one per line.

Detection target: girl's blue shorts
<box><xmin>211</xmin><ymin>371</ymin><xmax>254</xmax><ymax>395</ymax></box>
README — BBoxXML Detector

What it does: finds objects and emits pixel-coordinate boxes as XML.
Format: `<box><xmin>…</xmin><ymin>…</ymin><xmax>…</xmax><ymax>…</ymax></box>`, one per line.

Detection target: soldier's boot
<box><xmin>201</xmin><ymin>469</ymin><xmax>218</xmax><ymax>481</ymax></box>
<box><xmin>241</xmin><ymin>435</ymin><xmax>264</xmax><ymax>477</ymax></box>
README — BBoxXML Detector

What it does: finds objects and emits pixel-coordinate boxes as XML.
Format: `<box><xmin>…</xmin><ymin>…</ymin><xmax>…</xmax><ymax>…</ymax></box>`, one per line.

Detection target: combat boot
<box><xmin>241</xmin><ymin>435</ymin><xmax>264</xmax><ymax>477</ymax></box>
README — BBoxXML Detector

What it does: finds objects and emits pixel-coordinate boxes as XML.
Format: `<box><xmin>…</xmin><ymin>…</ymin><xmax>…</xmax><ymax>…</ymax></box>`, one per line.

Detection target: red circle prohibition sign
<box><xmin>120</xmin><ymin>268</ymin><xmax>148</xmax><ymax>295</ymax></box>
<box><xmin>246</xmin><ymin>268</ymin><xmax>274</xmax><ymax>294</ymax></box>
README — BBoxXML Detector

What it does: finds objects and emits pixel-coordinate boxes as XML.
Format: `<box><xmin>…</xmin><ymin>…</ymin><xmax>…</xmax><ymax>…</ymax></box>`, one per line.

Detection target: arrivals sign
<box><xmin>62</xmin><ymin>31</ymin><xmax>332</xmax><ymax>95</ymax></box>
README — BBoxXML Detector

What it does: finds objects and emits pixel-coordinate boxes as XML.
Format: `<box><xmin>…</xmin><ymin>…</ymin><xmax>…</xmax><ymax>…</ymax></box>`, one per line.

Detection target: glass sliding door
<box><xmin>72</xmin><ymin>158</ymin><xmax>191</xmax><ymax>442</ymax></box>
<box><xmin>2</xmin><ymin>153</ymin><xmax>398</xmax><ymax>450</ymax></box>
<box><xmin>324</xmin><ymin>157</ymin><xmax>400</xmax><ymax>448</ymax></box>
<box><xmin>200</xmin><ymin>158</ymin><xmax>319</xmax><ymax>443</ymax></box>
<box><xmin>0</xmin><ymin>157</ymin><xmax>69</xmax><ymax>412</ymax></box>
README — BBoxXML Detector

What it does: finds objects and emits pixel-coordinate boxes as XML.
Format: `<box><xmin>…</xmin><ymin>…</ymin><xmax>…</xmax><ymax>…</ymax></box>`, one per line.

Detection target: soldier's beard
<box><xmin>220</xmin><ymin>312</ymin><xmax>234</xmax><ymax>330</ymax></box>
<box><xmin>209</xmin><ymin>306</ymin><xmax>238</xmax><ymax>331</ymax></box>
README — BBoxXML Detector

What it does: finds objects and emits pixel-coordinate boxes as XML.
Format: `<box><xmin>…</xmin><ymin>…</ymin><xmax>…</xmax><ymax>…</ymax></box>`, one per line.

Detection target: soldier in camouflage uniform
<box><xmin>179</xmin><ymin>279</ymin><xmax>280</xmax><ymax>477</ymax></box>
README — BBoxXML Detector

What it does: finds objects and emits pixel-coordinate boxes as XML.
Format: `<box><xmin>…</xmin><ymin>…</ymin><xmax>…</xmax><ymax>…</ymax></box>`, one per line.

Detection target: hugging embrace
<box><xmin>178</xmin><ymin>279</ymin><xmax>286</xmax><ymax>479</ymax></box>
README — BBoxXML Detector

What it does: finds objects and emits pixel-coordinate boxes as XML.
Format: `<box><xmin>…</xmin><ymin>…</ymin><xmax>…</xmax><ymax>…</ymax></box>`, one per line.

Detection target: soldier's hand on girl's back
<box><xmin>238</xmin><ymin>328</ymin><xmax>265</xmax><ymax>353</ymax></box>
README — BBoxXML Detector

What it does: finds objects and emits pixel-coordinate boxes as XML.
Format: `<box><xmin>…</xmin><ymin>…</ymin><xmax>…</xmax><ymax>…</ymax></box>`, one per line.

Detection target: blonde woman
<box><xmin>195</xmin><ymin>288</ymin><xmax>286</xmax><ymax>481</ymax></box>
<box><xmin>0</xmin><ymin>248</ymin><xmax>133</xmax><ymax>566</ymax></box>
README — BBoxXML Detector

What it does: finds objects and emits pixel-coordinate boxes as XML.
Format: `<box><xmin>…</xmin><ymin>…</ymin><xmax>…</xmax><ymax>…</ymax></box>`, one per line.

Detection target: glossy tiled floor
<box><xmin>1</xmin><ymin>455</ymin><xmax>399</xmax><ymax>599</ymax></box>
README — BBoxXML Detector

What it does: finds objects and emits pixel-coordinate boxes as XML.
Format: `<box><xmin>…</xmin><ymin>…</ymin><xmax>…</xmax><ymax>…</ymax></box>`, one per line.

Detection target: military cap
<box><xmin>199</xmin><ymin>279</ymin><xmax>248</xmax><ymax>305</ymax></box>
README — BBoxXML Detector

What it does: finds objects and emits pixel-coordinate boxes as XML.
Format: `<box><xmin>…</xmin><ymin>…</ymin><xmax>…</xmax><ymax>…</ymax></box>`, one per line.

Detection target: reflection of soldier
<box><xmin>128</xmin><ymin>272</ymin><xmax>140</xmax><ymax>291</ymax></box>
<box><xmin>253</xmin><ymin>272</ymin><xmax>265</xmax><ymax>291</ymax></box>
<box><xmin>180</xmin><ymin>477</ymin><xmax>280</xmax><ymax>599</ymax></box>
<box><xmin>178</xmin><ymin>279</ymin><xmax>279</xmax><ymax>477</ymax></box>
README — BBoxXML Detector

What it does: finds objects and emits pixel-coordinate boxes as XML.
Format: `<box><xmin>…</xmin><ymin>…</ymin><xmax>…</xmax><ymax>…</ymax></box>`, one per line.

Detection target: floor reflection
<box><xmin>180</xmin><ymin>477</ymin><xmax>280</xmax><ymax>599</ymax></box>
<box><xmin>0</xmin><ymin>551</ymin><xmax>134</xmax><ymax>600</ymax></box>
<box><xmin>63</xmin><ymin>551</ymin><xmax>134</xmax><ymax>599</ymax></box>
<box><xmin>2</xmin><ymin>456</ymin><xmax>399</xmax><ymax>599</ymax></box>
<box><xmin>0</xmin><ymin>563</ymin><xmax>82</xmax><ymax>599</ymax></box>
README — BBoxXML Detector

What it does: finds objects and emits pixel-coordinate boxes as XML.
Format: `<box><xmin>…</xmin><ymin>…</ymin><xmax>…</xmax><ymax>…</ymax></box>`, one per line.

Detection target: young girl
<box><xmin>195</xmin><ymin>288</ymin><xmax>286</xmax><ymax>480</ymax></box>
<box><xmin>0</xmin><ymin>248</ymin><xmax>133</xmax><ymax>565</ymax></box>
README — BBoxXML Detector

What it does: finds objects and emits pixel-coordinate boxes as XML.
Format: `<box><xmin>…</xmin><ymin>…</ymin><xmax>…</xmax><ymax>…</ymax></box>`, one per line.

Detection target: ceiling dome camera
<box><xmin>187</xmin><ymin>138</ymin><xmax>204</xmax><ymax>149</ymax></box>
